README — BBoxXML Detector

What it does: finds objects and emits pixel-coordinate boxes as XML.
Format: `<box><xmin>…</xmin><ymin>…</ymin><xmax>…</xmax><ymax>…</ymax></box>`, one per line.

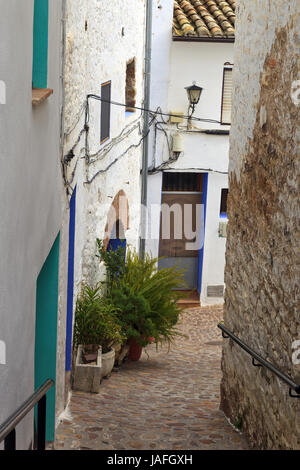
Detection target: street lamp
<box><xmin>185</xmin><ymin>81</ymin><xmax>203</xmax><ymax>117</ymax></box>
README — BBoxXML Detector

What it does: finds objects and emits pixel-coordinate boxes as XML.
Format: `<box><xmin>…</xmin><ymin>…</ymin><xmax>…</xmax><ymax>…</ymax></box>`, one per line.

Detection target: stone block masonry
<box><xmin>220</xmin><ymin>0</ymin><xmax>300</xmax><ymax>449</ymax></box>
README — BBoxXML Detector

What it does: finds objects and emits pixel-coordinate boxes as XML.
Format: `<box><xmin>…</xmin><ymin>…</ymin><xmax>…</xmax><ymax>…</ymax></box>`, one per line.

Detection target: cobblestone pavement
<box><xmin>54</xmin><ymin>306</ymin><xmax>249</xmax><ymax>450</ymax></box>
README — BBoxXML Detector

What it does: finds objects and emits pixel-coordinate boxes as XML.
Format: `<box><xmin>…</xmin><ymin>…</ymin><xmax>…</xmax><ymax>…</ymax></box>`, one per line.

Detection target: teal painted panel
<box><xmin>35</xmin><ymin>233</ymin><xmax>60</xmax><ymax>443</ymax></box>
<box><xmin>32</xmin><ymin>0</ymin><xmax>49</xmax><ymax>88</ymax></box>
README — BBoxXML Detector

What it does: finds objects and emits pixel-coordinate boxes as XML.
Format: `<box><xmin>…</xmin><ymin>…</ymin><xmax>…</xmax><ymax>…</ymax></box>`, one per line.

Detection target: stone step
<box><xmin>176</xmin><ymin>290</ymin><xmax>200</xmax><ymax>309</ymax></box>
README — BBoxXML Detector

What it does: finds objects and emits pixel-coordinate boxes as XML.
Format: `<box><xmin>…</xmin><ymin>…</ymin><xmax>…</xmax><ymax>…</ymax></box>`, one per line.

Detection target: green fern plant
<box><xmin>73</xmin><ymin>283</ymin><xmax>124</xmax><ymax>353</ymax></box>
<box><xmin>98</xmin><ymin>245</ymin><xmax>185</xmax><ymax>348</ymax></box>
<box><xmin>96</xmin><ymin>238</ymin><xmax>126</xmax><ymax>293</ymax></box>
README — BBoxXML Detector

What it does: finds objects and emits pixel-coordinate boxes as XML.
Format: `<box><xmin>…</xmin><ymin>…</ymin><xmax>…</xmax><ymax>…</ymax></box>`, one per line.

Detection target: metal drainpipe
<box><xmin>139</xmin><ymin>0</ymin><xmax>153</xmax><ymax>258</ymax></box>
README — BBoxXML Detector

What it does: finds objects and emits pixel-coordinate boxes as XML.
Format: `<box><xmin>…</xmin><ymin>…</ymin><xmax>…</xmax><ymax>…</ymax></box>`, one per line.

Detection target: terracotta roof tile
<box><xmin>173</xmin><ymin>0</ymin><xmax>236</xmax><ymax>39</ymax></box>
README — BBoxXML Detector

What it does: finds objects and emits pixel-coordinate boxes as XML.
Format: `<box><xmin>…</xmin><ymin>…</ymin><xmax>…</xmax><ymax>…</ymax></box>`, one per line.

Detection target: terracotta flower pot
<box><xmin>128</xmin><ymin>338</ymin><xmax>143</xmax><ymax>361</ymax></box>
<box><xmin>128</xmin><ymin>336</ymin><xmax>155</xmax><ymax>361</ymax></box>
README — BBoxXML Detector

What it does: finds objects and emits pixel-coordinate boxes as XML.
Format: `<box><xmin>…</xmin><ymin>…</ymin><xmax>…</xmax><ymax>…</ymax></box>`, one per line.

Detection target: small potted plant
<box><xmin>111</xmin><ymin>286</ymin><xmax>155</xmax><ymax>361</ymax></box>
<box><xmin>73</xmin><ymin>283</ymin><xmax>124</xmax><ymax>391</ymax></box>
<box><xmin>96</xmin><ymin>300</ymin><xmax>125</xmax><ymax>379</ymax></box>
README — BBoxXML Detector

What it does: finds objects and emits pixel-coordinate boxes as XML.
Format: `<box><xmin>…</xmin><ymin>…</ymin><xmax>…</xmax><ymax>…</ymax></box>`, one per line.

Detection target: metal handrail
<box><xmin>218</xmin><ymin>323</ymin><xmax>300</xmax><ymax>398</ymax></box>
<box><xmin>0</xmin><ymin>379</ymin><xmax>54</xmax><ymax>450</ymax></box>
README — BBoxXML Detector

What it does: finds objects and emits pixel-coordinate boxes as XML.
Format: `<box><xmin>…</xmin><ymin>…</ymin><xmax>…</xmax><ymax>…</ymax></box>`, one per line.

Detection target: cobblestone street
<box><xmin>54</xmin><ymin>306</ymin><xmax>249</xmax><ymax>450</ymax></box>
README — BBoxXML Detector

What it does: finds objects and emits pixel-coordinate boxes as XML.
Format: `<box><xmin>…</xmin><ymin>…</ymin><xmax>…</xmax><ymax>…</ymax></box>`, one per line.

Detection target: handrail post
<box><xmin>37</xmin><ymin>395</ymin><xmax>46</xmax><ymax>450</ymax></box>
<box><xmin>4</xmin><ymin>429</ymin><xmax>16</xmax><ymax>450</ymax></box>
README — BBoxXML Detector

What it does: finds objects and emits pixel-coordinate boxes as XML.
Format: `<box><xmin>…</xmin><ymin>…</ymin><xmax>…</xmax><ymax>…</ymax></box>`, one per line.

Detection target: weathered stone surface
<box><xmin>73</xmin><ymin>346</ymin><xmax>102</xmax><ymax>394</ymax></box>
<box><xmin>221</xmin><ymin>0</ymin><xmax>300</xmax><ymax>450</ymax></box>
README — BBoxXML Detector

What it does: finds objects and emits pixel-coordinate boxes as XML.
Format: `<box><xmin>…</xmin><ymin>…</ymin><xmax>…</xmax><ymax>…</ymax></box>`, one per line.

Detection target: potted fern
<box><xmin>97</xmin><ymin>241</ymin><xmax>184</xmax><ymax>362</ymax></box>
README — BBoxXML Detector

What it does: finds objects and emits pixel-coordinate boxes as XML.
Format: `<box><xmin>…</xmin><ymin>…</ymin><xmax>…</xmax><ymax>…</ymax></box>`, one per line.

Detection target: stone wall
<box><xmin>220</xmin><ymin>0</ymin><xmax>300</xmax><ymax>449</ymax></box>
<box><xmin>58</xmin><ymin>0</ymin><xmax>146</xmax><ymax>414</ymax></box>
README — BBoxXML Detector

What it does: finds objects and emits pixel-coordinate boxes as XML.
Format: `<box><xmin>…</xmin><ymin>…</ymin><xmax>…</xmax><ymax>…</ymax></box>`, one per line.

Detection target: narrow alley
<box><xmin>54</xmin><ymin>306</ymin><xmax>249</xmax><ymax>450</ymax></box>
<box><xmin>0</xmin><ymin>0</ymin><xmax>299</xmax><ymax>454</ymax></box>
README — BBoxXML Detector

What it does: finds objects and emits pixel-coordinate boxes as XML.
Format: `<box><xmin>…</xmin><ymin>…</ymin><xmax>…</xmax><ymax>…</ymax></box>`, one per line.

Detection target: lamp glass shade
<box><xmin>185</xmin><ymin>84</ymin><xmax>203</xmax><ymax>105</ymax></box>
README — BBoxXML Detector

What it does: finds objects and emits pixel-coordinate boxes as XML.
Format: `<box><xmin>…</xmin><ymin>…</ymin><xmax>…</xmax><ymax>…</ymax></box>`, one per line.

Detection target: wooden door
<box><xmin>158</xmin><ymin>173</ymin><xmax>203</xmax><ymax>290</ymax></box>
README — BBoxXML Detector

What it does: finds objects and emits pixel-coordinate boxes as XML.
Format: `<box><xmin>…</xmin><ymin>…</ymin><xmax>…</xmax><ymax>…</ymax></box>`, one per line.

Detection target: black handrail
<box><xmin>218</xmin><ymin>323</ymin><xmax>300</xmax><ymax>398</ymax></box>
<box><xmin>0</xmin><ymin>379</ymin><xmax>54</xmax><ymax>450</ymax></box>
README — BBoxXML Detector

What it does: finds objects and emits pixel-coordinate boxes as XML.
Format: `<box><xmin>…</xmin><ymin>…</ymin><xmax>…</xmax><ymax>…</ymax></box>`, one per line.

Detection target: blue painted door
<box><xmin>107</xmin><ymin>238</ymin><xmax>127</xmax><ymax>253</ymax></box>
<box><xmin>35</xmin><ymin>233</ymin><xmax>60</xmax><ymax>442</ymax></box>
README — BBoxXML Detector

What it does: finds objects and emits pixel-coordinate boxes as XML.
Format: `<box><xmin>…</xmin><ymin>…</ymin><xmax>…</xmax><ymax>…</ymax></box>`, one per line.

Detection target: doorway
<box><xmin>107</xmin><ymin>219</ymin><xmax>127</xmax><ymax>254</ymax></box>
<box><xmin>34</xmin><ymin>233</ymin><xmax>60</xmax><ymax>442</ymax></box>
<box><xmin>65</xmin><ymin>188</ymin><xmax>76</xmax><ymax>374</ymax></box>
<box><xmin>158</xmin><ymin>173</ymin><xmax>204</xmax><ymax>290</ymax></box>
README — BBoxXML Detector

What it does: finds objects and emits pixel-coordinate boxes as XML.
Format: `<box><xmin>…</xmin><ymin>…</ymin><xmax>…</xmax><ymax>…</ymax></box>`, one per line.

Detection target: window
<box><xmin>162</xmin><ymin>172</ymin><xmax>203</xmax><ymax>192</ymax></box>
<box><xmin>100</xmin><ymin>81</ymin><xmax>111</xmax><ymax>143</ymax></box>
<box><xmin>32</xmin><ymin>0</ymin><xmax>49</xmax><ymax>88</ymax></box>
<box><xmin>221</xmin><ymin>66</ymin><xmax>233</xmax><ymax>125</ymax></box>
<box><xmin>125</xmin><ymin>58</ymin><xmax>136</xmax><ymax>114</ymax></box>
<box><xmin>220</xmin><ymin>188</ymin><xmax>228</xmax><ymax>217</ymax></box>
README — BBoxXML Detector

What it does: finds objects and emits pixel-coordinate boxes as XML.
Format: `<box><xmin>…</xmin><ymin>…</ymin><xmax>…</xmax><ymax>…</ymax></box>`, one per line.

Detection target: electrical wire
<box><xmin>64</xmin><ymin>100</ymin><xmax>87</xmax><ymax>137</ymax></box>
<box><xmin>148</xmin><ymin>164</ymin><xmax>228</xmax><ymax>175</ymax></box>
<box><xmin>62</xmin><ymin>93</ymin><xmax>225</xmax><ymax>190</ymax></box>
<box><xmin>87</xmin><ymin>93</ymin><xmax>221</xmax><ymax>124</ymax></box>
<box><xmin>87</xmin><ymin>120</ymin><xmax>142</xmax><ymax>164</ymax></box>
<box><xmin>85</xmin><ymin>130</ymin><xmax>150</xmax><ymax>185</ymax></box>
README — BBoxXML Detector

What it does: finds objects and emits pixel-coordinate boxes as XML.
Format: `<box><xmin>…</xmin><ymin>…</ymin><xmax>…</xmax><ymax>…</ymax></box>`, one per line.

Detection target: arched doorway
<box><xmin>107</xmin><ymin>219</ymin><xmax>127</xmax><ymax>254</ymax></box>
<box><xmin>104</xmin><ymin>190</ymin><xmax>129</xmax><ymax>252</ymax></box>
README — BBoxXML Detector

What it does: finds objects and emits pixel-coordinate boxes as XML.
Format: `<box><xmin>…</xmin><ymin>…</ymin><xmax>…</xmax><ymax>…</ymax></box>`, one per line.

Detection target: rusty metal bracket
<box><xmin>252</xmin><ymin>358</ymin><xmax>262</xmax><ymax>367</ymax></box>
<box><xmin>289</xmin><ymin>388</ymin><xmax>300</xmax><ymax>399</ymax></box>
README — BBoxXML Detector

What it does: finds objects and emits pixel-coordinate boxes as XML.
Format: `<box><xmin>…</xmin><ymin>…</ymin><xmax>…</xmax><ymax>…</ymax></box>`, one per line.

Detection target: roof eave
<box><xmin>172</xmin><ymin>35</ymin><xmax>235</xmax><ymax>43</ymax></box>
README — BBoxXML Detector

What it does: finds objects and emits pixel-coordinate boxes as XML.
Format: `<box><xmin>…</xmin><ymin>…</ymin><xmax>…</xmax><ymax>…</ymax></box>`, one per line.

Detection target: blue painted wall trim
<box><xmin>32</xmin><ymin>0</ymin><xmax>49</xmax><ymax>88</ymax></box>
<box><xmin>65</xmin><ymin>187</ymin><xmax>77</xmax><ymax>372</ymax></box>
<box><xmin>197</xmin><ymin>173</ymin><xmax>208</xmax><ymax>293</ymax></box>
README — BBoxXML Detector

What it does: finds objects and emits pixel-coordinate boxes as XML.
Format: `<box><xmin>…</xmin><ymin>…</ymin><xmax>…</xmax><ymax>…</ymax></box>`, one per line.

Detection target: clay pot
<box><xmin>128</xmin><ymin>336</ymin><xmax>155</xmax><ymax>361</ymax></box>
<box><xmin>128</xmin><ymin>338</ymin><xmax>143</xmax><ymax>361</ymax></box>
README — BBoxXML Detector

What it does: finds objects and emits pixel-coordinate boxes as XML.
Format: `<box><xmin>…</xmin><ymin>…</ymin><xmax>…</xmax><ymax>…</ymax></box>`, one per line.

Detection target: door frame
<box><xmin>197</xmin><ymin>173</ymin><xmax>208</xmax><ymax>293</ymax></box>
<box><xmin>34</xmin><ymin>232</ymin><xmax>60</xmax><ymax>443</ymax></box>
<box><xmin>65</xmin><ymin>187</ymin><xmax>77</xmax><ymax>373</ymax></box>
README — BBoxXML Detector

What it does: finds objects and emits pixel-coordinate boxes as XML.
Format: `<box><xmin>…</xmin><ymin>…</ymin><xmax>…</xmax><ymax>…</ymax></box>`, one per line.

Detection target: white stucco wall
<box><xmin>61</xmin><ymin>0</ymin><xmax>146</xmax><ymax>398</ymax></box>
<box><xmin>64</xmin><ymin>0</ymin><xmax>146</xmax><ymax>274</ymax></box>
<box><xmin>147</xmin><ymin>7</ymin><xmax>233</xmax><ymax>302</ymax></box>
<box><xmin>0</xmin><ymin>0</ymin><xmax>63</xmax><ymax>449</ymax></box>
<box><xmin>169</xmin><ymin>41</ymin><xmax>233</xmax><ymax>125</ymax></box>
<box><xmin>200</xmin><ymin>172</ymin><xmax>228</xmax><ymax>305</ymax></box>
